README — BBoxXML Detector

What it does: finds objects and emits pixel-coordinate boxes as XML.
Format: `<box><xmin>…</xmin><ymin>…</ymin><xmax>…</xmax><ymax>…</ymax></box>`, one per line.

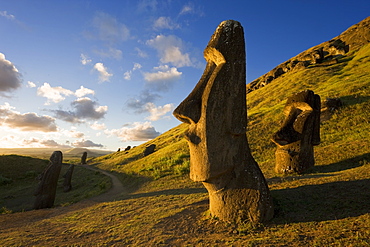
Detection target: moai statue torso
<box><xmin>272</xmin><ymin>90</ymin><xmax>321</xmax><ymax>174</ymax></box>
<box><xmin>34</xmin><ymin>151</ymin><xmax>63</xmax><ymax>209</ymax></box>
<box><xmin>173</xmin><ymin>20</ymin><xmax>273</xmax><ymax>223</ymax></box>
<box><xmin>81</xmin><ymin>151</ymin><xmax>87</xmax><ymax>165</ymax></box>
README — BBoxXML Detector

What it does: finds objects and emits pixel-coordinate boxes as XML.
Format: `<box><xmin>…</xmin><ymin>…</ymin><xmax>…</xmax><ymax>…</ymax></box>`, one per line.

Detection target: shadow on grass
<box><xmin>312</xmin><ymin>152</ymin><xmax>370</xmax><ymax>174</ymax></box>
<box><xmin>272</xmin><ymin>178</ymin><xmax>370</xmax><ymax>224</ymax></box>
<box><xmin>121</xmin><ymin>187</ymin><xmax>207</xmax><ymax>200</ymax></box>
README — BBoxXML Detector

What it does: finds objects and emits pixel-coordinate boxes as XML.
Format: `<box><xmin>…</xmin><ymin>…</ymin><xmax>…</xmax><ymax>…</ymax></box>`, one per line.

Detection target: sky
<box><xmin>1</xmin><ymin>0</ymin><xmax>369</xmax><ymax>151</ymax></box>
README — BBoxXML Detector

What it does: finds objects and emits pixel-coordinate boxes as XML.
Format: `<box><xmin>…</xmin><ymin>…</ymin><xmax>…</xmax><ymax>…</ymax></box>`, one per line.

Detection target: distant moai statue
<box><xmin>81</xmin><ymin>151</ymin><xmax>87</xmax><ymax>164</ymax></box>
<box><xmin>124</xmin><ymin>146</ymin><xmax>131</xmax><ymax>151</ymax></box>
<box><xmin>173</xmin><ymin>20</ymin><xmax>273</xmax><ymax>223</ymax></box>
<box><xmin>271</xmin><ymin>90</ymin><xmax>321</xmax><ymax>174</ymax></box>
<box><xmin>34</xmin><ymin>151</ymin><xmax>63</xmax><ymax>209</ymax></box>
<box><xmin>117</xmin><ymin>148</ymin><xmax>121</xmax><ymax>152</ymax></box>
<box><xmin>144</xmin><ymin>144</ymin><xmax>156</xmax><ymax>157</ymax></box>
<box><xmin>63</xmin><ymin>164</ymin><xmax>75</xmax><ymax>192</ymax></box>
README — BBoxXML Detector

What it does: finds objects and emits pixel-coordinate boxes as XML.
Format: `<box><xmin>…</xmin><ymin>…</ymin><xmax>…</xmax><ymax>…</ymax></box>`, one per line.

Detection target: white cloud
<box><xmin>0</xmin><ymin>103</ymin><xmax>57</xmax><ymax>132</ymax></box>
<box><xmin>0</xmin><ymin>53</ymin><xmax>22</xmax><ymax>96</ymax></box>
<box><xmin>124</xmin><ymin>63</ymin><xmax>142</xmax><ymax>80</ymax></box>
<box><xmin>105</xmin><ymin>121</ymin><xmax>160</xmax><ymax>142</ymax></box>
<box><xmin>72</xmin><ymin>139</ymin><xmax>103</xmax><ymax>148</ymax></box>
<box><xmin>0</xmin><ymin>11</ymin><xmax>15</xmax><ymax>20</ymax></box>
<box><xmin>93</xmin><ymin>62</ymin><xmax>113</xmax><ymax>82</ymax></box>
<box><xmin>37</xmin><ymin>82</ymin><xmax>74</xmax><ymax>105</ymax></box>
<box><xmin>75</xmin><ymin>86</ymin><xmax>95</xmax><ymax>98</ymax></box>
<box><xmin>80</xmin><ymin>54</ymin><xmax>92</xmax><ymax>65</ymax></box>
<box><xmin>90</xmin><ymin>121</ymin><xmax>106</xmax><ymax>130</ymax></box>
<box><xmin>145</xmin><ymin>102</ymin><xmax>174</xmax><ymax>121</ymax></box>
<box><xmin>153</xmin><ymin>16</ymin><xmax>179</xmax><ymax>30</ymax></box>
<box><xmin>27</xmin><ymin>81</ymin><xmax>36</xmax><ymax>88</ymax></box>
<box><xmin>144</xmin><ymin>65</ymin><xmax>182</xmax><ymax>91</ymax></box>
<box><xmin>146</xmin><ymin>35</ymin><xmax>192</xmax><ymax>67</ymax></box>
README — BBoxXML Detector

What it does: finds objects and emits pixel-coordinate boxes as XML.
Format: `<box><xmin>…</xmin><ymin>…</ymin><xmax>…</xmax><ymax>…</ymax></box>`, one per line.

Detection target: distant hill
<box><xmin>0</xmin><ymin>148</ymin><xmax>112</xmax><ymax>160</ymax></box>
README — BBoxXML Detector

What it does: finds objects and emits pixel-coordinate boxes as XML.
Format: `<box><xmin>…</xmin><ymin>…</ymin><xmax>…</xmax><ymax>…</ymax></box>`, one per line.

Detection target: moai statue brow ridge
<box><xmin>173</xmin><ymin>20</ymin><xmax>273</xmax><ymax>223</ymax></box>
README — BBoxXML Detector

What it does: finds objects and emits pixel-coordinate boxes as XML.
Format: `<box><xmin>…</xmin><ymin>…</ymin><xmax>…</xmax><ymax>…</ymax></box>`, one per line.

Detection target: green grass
<box><xmin>0</xmin><ymin>155</ymin><xmax>111</xmax><ymax>213</ymax></box>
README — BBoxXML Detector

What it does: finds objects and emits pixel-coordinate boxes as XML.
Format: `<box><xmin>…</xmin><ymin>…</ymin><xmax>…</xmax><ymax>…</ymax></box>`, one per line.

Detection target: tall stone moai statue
<box><xmin>173</xmin><ymin>20</ymin><xmax>273</xmax><ymax>223</ymax></box>
<box><xmin>81</xmin><ymin>151</ymin><xmax>87</xmax><ymax>165</ymax></box>
<box><xmin>34</xmin><ymin>151</ymin><xmax>63</xmax><ymax>209</ymax></box>
<box><xmin>63</xmin><ymin>164</ymin><xmax>75</xmax><ymax>192</ymax></box>
<box><xmin>271</xmin><ymin>90</ymin><xmax>321</xmax><ymax>174</ymax></box>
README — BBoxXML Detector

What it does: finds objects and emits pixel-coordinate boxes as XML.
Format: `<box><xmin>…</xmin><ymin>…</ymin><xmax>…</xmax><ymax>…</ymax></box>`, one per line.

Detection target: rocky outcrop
<box><xmin>247</xmin><ymin>16</ymin><xmax>370</xmax><ymax>93</ymax></box>
<box><xmin>173</xmin><ymin>20</ymin><xmax>273</xmax><ymax>224</ymax></box>
<box><xmin>143</xmin><ymin>144</ymin><xmax>156</xmax><ymax>156</ymax></box>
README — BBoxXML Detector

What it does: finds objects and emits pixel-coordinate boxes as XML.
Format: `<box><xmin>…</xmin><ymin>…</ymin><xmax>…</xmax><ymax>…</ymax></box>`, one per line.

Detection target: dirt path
<box><xmin>80</xmin><ymin>164</ymin><xmax>126</xmax><ymax>202</ymax></box>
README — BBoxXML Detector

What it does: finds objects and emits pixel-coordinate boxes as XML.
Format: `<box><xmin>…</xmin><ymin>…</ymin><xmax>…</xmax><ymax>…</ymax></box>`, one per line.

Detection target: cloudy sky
<box><xmin>1</xmin><ymin>0</ymin><xmax>369</xmax><ymax>150</ymax></box>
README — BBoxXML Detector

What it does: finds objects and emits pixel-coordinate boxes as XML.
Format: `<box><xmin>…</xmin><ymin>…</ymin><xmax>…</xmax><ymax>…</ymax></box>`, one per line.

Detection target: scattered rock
<box><xmin>144</xmin><ymin>144</ymin><xmax>156</xmax><ymax>156</ymax></box>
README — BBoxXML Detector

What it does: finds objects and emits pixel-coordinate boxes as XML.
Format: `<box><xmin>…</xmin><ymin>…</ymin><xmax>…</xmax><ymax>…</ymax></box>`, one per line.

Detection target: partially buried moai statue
<box><xmin>271</xmin><ymin>90</ymin><xmax>321</xmax><ymax>174</ymax></box>
<box><xmin>173</xmin><ymin>20</ymin><xmax>273</xmax><ymax>223</ymax></box>
<box><xmin>34</xmin><ymin>151</ymin><xmax>63</xmax><ymax>209</ymax></box>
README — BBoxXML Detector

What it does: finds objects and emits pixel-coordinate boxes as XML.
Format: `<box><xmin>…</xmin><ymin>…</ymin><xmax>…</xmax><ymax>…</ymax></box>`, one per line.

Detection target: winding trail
<box><xmin>81</xmin><ymin>164</ymin><xmax>126</xmax><ymax>202</ymax></box>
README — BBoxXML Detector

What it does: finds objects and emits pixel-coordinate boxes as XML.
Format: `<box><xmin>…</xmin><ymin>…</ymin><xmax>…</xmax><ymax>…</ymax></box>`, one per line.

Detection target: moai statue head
<box><xmin>271</xmin><ymin>90</ymin><xmax>321</xmax><ymax>174</ymax></box>
<box><xmin>173</xmin><ymin>20</ymin><xmax>273</xmax><ymax>223</ymax></box>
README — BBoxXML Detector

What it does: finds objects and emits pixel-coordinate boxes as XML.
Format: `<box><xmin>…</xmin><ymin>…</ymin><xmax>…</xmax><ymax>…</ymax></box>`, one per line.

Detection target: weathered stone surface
<box><xmin>173</xmin><ymin>20</ymin><xmax>273</xmax><ymax>223</ymax></box>
<box><xmin>63</xmin><ymin>164</ymin><xmax>74</xmax><ymax>192</ymax></box>
<box><xmin>81</xmin><ymin>151</ymin><xmax>87</xmax><ymax>164</ymax></box>
<box><xmin>272</xmin><ymin>90</ymin><xmax>321</xmax><ymax>174</ymax></box>
<box><xmin>144</xmin><ymin>144</ymin><xmax>156</xmax><ymax>156</ymax></box>
<box><xmin>33</xmin><ymin>151</ymin><xmax>63</xmax><ymax>209</ymax></box>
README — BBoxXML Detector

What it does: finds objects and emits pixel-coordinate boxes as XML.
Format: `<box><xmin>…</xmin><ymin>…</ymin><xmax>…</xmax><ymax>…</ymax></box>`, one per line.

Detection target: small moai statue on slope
<box><xmin>81</xmin><ymin>151</ymin><xmax>87</xmax><ymax>165</ymax></box>
<box><xmin>63</xmin><ymin>164</ymin><xmax>75</xmax><ymax>192</ymax></box>
<box><xmin>33</xmin><ymin>151</ymin><xmax>63</xmax><ymax>209</ymax></box>
<box><xmin>173</xmin><ymin>20</ymin><xmax>273</xmax><ymax>224</ymax></box>
<box><xmin>271</xmin><ymin>90</ymin><xmax>321</xmax><ymax>174</ymax></box>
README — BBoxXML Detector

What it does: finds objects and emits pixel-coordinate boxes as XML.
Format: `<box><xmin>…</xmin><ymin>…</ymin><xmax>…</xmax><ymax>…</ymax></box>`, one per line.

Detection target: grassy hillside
<box><xmin>1</xmin><ymin>27</ymin><xmax>369</xmax><ymax>246</ymax></box>
<box><xmin>0</xmin><ymin>155</ymin><xmax>111</xmax><ymax>213</ymax></box>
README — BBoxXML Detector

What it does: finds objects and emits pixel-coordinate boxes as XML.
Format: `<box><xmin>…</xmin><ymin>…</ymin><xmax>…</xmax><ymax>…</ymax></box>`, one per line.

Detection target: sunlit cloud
<box><xmin>0</xmin><ymin>103</ymin><xmax>57</xmax><ymax>132</ymax></box>
<box><xmin>23</xmin><ymin>138</ymin><xmax>71</xmax><ymax>148</ymax></box>
<box><xmin>90</xmin><ymin>121</ymin><xmax>107</xmax><ymax>130</ymax></box>
<box><xmin>153</xmin><ymin>16</ymin><xmax>179</xmax><ymax>30</ymax></box>
<box><xmin>37</xmin><ymin>82</ymin><xmax>74</xmax><ymax>105</ymax></box>
<box><xmin>75</xmin><ymin>86</ymin><xmax>95</xmax><ymax>98</ymax></box>
<box><xmin>145</xmin><ymin>102</ymin><xmax>174</xmax><ymax>121</ymax></box>
<box><xmin>146</xmin><ymin>35</ymin><xmax>192</xmax><ymax>67</ymax></box>
<box><xmin>105</xmin><ymin>121</ymin><xmax>160</xmax><ymax>142</ymax></box>
<box><xmin>93</xmin><ymin>62</ymin><xmax>113</xmax><ymax>82</ymax></box>
<box><xmin>27</xmin><ymin>81</ymin><xmax>36</xmax><ymax>88</ymax></box>
<box><xmin>144</xmin><ymin>65</ymin><xmax>182</xmax><ymax>91</ymax></box>
<box><xmin>0</xmin><ymin>53</ymin><xmax>22</xmax><ymax>97</ymax></box>
<box><xmin>72</xmin><ymin>139</ymin><xmax>104</xmax><ymax>148</ymax></box>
